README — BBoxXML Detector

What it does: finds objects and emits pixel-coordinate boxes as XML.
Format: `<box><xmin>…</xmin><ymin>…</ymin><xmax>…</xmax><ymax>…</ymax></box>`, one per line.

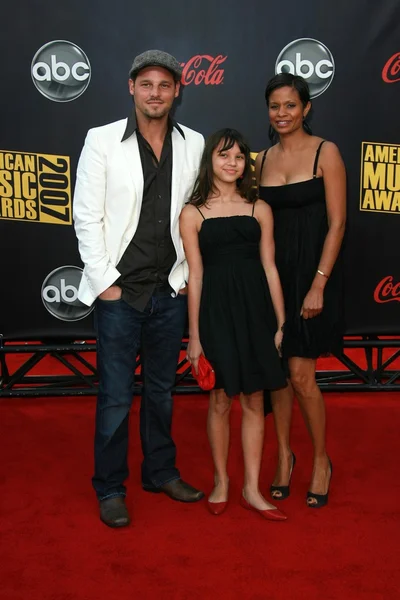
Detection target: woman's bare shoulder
<box><xmin>313</xmin><ymin>137</ymin><xmax>340</xmax><ymax>154</ymax></box>
<box><xmin>255</xmin><ymin>145</ymin><xmax>277</xmax><ymax>164</ymax></box>
<box><xmin>180</xmin><ymin>203</ymin><xmax>202</xmax><ymax>225</ymax></box>
<box><xmin>253</xmin><ymin>199</ymin><xmax>272</xmax><ymax>218</ymax></box>
<box><xmin>318</xmin><ymin>139</ymin><xmax>343</xmax><ymax>163</ymax></box>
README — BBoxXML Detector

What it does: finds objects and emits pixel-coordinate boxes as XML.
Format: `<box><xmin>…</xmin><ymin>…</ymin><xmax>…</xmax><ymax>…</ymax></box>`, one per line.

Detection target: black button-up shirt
<box><xmin>116</xmin><ymin>113</ymin><xmax>185</xmax><ymax>312</ymax></box>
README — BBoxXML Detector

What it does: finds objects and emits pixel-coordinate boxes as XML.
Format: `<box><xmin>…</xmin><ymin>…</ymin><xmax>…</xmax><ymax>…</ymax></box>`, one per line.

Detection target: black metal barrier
<box><xmin>1</xmin><ymin>335</ymin><xmax>399</xmax><ymax>398</ymax></box>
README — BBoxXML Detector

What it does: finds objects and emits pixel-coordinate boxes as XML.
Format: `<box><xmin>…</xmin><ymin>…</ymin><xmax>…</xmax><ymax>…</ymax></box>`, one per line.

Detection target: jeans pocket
<box><xmin>97</xmin><ymin>297</ymin><xmax>122</xmax><ymax>303</ymax></box>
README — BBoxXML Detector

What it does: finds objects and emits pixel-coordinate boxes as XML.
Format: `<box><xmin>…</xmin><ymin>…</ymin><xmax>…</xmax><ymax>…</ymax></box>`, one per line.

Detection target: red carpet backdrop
<box><xmin>0</xmin><ymin>393</ymin><xmax>399</xmax><ymax>599</ymax></box>
<box><xmin>0</xmin><ymin>0</ymin><xmax>399</xmax><ymax>340</ymax></box>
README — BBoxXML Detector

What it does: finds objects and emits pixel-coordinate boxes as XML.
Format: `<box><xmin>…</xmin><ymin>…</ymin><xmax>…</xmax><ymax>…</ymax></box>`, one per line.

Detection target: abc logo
<box><xmin>276</xmin><ymin>38</ymin><xmax>335</xmax><ymax>98</ymax></box>
<box><xmin>41</xmin><ymin>266</ymin><xmax>94</xmax><ymax>321</ymax></box>
<box><xmin>31</xmin><ymin>40</ymin><xmax>91</xmax><ymax>102</ymax></box>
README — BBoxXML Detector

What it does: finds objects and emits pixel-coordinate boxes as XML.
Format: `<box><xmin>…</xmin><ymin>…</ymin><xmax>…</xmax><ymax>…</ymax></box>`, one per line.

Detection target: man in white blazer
<box><xmin>73</xmin><ymin>50</ymin><xmax>205</xmax><ymax>527</ymax></box>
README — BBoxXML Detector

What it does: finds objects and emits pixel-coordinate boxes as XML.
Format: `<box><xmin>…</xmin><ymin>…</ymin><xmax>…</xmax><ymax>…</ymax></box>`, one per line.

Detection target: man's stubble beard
<box><xmin>141</xmin><ymin>105</ymin><xmax>170</xmax><ymax>120</ymax></box>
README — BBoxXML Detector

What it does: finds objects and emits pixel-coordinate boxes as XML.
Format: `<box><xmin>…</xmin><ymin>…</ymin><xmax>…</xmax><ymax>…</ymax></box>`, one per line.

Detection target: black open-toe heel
<box><xmin>306</xmin><ymin>459</ymin><xmax>333</xmax><ymax>508</ymax></box>
<box><xmin>270</xmin><ymin>452</ymin><xmax>296</xmax><ymax>501</ymax></box>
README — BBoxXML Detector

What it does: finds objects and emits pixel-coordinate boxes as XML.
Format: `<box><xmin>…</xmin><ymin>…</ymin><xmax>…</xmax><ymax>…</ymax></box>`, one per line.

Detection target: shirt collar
<box><xmin>121</xmin><ymin>111</ymin><xmax>185</xmax><ymax>142</ymax></box>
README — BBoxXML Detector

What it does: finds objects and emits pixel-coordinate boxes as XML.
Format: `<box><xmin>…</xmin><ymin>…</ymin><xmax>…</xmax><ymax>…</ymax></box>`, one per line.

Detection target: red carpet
<box><xmin>1</xmin><ymin>392</ymin><xmax>399</xmax><ymax>600</ymax></box>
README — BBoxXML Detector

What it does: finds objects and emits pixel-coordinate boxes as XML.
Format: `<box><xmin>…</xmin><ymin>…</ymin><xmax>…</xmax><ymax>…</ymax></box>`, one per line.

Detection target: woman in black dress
<box><xmin>256</xmin><ymin>74</ymin><xmax>346</xmax><ymax>508</ymax></box>
<box><xmin>180</xmin><ymin>129</ymin><xmax>287</xmax><ymax>520</ymax></box>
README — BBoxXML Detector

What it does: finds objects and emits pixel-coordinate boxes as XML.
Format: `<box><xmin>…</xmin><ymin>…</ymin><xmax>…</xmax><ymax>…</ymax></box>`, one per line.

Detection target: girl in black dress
<box><xmin>180</xmin><ymin>129</ymin><xmax>287</xmax><ymax>520</ymax></box>
<box><xmin>256</xmin><ymin>74</ymin><xmax>346</xmax><ymax>508</ymax></box>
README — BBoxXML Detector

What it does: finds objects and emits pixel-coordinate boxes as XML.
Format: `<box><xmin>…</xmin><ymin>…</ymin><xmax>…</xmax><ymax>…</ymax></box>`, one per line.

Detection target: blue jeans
<box><xmin>92</xmin><ymin>291</ymin><xmax>187</xmax><ymax>501</ymax></box>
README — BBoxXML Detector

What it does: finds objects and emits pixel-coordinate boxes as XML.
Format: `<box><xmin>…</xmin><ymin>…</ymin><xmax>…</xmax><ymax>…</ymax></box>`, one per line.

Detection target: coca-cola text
<box><xmin>374</xmin><ymin>276</ymin><xmax>400</xmax><ymax>303</ymax></box>
<box><xmin>382</xmin><ymin>52</ymin><xmax>400</xmax><ymax>83</ymax></box>
<box><xmin>180</xmin><ymin>54</ymin><xmax>227</xmax><ymax>86</ymax></box>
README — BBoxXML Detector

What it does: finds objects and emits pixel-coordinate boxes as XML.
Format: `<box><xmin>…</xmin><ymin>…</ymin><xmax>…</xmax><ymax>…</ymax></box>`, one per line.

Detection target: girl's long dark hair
<box><xmin>189</xmin><ymin>128</ymin><xmax>256</xmax><ymax>208</ymax></box>
<box><xmin>265</xmin><ymin>73</ymin><xmax>312</xmax><ymax>144</ymax></box>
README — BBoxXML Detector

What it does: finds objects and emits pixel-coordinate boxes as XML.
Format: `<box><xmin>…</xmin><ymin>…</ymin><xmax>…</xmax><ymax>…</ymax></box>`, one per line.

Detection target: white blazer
<box><xmin>73</xmin><ymin>118</ymin><xmax>204</xmax><ymax>306</ymax></box>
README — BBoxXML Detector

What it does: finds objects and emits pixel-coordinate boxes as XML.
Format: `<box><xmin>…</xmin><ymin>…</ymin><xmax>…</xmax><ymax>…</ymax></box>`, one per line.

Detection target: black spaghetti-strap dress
<box><xmin>259</xmin><ymin>141</ymin><xmax>343</xmax><ymax>359</ymax></box>
<box><xmin>197</xmin><ymin>206</ymin><xmax>286</xmax><ymax>397</ymax></box>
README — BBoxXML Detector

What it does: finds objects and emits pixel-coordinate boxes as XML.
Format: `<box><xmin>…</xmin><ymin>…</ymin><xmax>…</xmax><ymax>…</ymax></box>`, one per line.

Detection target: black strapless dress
<box><xmin>197</xmin><ymin>214</ymin><xmax>286</xmax><ymax>397</ymax></box>
<box><xmin>259</xmin><ymin>143</ymin><xmax>344</xmax><ymax>359</ymax></box>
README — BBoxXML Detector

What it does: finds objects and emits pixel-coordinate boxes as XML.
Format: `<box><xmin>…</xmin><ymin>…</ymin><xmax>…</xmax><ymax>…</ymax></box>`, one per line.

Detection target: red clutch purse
<box><xmin>191</xmin><ymin>354</ymin><xmax>216</xmax><ymax>391</ymax></box>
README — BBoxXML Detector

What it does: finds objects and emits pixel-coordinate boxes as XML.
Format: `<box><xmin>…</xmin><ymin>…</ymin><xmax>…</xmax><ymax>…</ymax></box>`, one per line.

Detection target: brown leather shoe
<box><xmin>99</xmin><ymin>496</ymin><xmax>131</xmax><ymax>528</ymax></box>
<box><xmin>143</xmin><ymin>479</ymin><xmax>204</xmax><ymax>503</ymax></box>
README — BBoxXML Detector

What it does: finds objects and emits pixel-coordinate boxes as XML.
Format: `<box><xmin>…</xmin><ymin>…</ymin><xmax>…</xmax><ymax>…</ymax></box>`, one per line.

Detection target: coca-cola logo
<box><xmin>382</xmin><ymin>52</ymin><xmax>400</xmax><ymax>83</ymax></box>
<box><xmin>180</xmin><ymin>54</ymin><xmax>226</xmax><ymax>85</ymax></box>
<box><xmin>374</xmin><ymin>276</ymin><xmax>400</xmax><ymax>303</ymax></box>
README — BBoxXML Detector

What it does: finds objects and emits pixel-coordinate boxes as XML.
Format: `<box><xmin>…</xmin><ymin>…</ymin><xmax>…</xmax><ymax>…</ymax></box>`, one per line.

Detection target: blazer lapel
<box><xmin>171</xmin><ymin>127</ymin><xmax>185</xmax><ymax>223</ymax></box>
<box><xmin>121</xmin><ymin>132</ymin><xmax>144</xmax><ymax>224</ymax></box>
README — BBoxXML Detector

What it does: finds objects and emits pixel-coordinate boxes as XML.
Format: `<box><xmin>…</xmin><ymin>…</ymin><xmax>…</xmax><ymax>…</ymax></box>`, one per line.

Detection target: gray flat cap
<box><xmin>129</xmin><ymin>49</ymin><xmax>182</xmax><ymax>81</ymax></box>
